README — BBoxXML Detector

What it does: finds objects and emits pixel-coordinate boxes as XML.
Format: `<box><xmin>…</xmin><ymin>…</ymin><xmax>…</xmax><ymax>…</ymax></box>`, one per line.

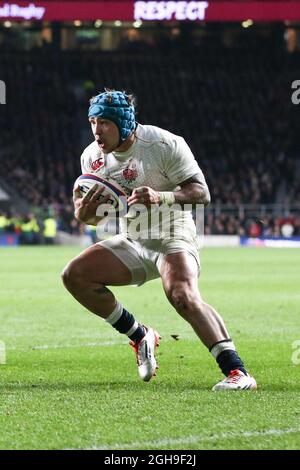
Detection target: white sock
<box><xmin>210</xmin><ymin>340</ymin><xmax>236</xmax><ymax>359</ymax></box>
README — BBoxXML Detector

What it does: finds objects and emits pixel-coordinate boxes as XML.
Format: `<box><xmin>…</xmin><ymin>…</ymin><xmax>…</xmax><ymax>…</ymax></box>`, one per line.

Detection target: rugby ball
<box><xmin>74</xmin><ymin>173</ymin><xmax>128</xmax><ymax>216</ymax></box>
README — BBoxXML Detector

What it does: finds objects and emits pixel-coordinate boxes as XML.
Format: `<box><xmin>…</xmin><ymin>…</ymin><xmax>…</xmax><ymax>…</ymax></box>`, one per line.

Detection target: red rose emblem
<box><xmin>123</xmin><ymin>167</ymin><xmax>138</xmax><ymax>182</ymax></box>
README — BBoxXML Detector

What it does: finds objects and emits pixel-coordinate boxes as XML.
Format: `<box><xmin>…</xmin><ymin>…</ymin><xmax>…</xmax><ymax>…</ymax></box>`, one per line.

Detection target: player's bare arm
<box><xmin>127</xmin><ymin>173</ymin><xmax>210</xmax><ymax>208</ymax></box>
<box><xmin>174</xmin><ymin>174</ymin><xmax>211</xmax><ymax>206</ymax></box>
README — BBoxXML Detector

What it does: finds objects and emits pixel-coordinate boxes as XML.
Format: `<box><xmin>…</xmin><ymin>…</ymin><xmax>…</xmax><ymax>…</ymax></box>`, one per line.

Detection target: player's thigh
<box><xmin>160</xmin><ymin>251</ymin><xmax>199</xmax><ymax>293</ymax></box>
<box><xmin>63</xmin><ymin>243</ymin><xmax>132</xmax><ymax>286</ymax></box>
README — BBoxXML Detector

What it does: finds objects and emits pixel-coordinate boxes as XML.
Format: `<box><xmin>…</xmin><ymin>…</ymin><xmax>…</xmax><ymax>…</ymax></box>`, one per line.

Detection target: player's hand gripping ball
<box><xmin>73</xmin><ymin>174</ymin><xmax>128</xmax><ymax>220</ymax></box>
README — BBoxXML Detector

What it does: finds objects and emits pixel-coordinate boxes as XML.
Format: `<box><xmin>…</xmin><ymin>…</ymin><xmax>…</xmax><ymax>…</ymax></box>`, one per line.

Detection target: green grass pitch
<box><xmin>0</xmin><ymin>246</ymin><xmax>300</xmax><ymax>450</ymax></box>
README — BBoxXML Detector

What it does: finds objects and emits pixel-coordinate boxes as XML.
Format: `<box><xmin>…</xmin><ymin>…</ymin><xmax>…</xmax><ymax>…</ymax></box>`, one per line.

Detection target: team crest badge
<box><xmin>123</xmin><ymin>164</ymin><xmax>138</xmax><ymax>183</ymax></box>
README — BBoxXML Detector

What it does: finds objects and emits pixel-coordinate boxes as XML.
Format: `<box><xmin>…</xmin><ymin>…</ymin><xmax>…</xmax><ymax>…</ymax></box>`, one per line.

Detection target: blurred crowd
<box><xmin>1</xmin><ymin>208</ymin><xmax>299</xmax><ymax>244</ymax></box>
<box><xmin>0</xmin><ymin>210</ymin><xmax>57</xmax><ymax>244</ymax></box>
<box><xmin>204</xmin><ymin>212</ymin><xmax>300</xmax><ymax>237</ymax></box>
<box><xmin>0</xmin><ymin>32</ymin><xmax>299</xmax><ymax>238</ymax></box>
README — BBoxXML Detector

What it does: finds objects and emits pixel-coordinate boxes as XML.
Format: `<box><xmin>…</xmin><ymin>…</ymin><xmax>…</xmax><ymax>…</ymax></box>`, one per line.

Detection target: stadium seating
<box><xmin>0</xmin><ymin>36</ymin><xmax>299</xmax><ymax>235</ymax></box>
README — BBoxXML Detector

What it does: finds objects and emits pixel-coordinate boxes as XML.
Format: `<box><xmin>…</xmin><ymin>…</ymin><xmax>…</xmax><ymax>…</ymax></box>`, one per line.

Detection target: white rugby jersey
<box><xmin>80</xmin><ymin>124</ymin><xmax>207</xmax><ymax>242</ymax></box>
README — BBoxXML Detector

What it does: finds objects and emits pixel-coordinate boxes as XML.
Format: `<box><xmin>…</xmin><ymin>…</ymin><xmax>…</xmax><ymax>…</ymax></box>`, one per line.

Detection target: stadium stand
<box><xmin>1</xmin><ymin>29</ymin><xmax>300</xmax><ymax>239</ymax></box>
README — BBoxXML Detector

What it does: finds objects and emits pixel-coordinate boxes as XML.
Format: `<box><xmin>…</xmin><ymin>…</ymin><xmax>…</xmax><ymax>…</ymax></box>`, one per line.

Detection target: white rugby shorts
<box><xmin>98</xmin><ymin>234</ymin><xmax>200</xmax><ymax>286</ymax></box>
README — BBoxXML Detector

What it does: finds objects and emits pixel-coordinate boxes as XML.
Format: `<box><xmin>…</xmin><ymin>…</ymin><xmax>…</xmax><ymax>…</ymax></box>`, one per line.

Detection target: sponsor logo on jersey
<box><xmin>91</xmin><ymin>158</ymin><xmax>104</xmax><ymax>171</ymax></box>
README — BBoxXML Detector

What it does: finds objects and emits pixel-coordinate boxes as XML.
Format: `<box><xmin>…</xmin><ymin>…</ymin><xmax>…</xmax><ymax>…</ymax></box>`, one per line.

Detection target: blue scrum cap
<box><xmin>88</xmin><ymin>90</ymin><xmax>136</xmax><ymax>143</ymax></box>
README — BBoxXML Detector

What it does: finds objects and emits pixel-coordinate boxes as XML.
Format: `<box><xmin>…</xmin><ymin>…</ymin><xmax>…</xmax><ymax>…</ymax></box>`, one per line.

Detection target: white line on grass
<box><xmin>31</xmin><ymin>340</ymin><xmax>126</xmax><ymax>350</ymax></box>
<box><xmin>7</xmin><ymin>337</ymin><xmax>177</xmax><ymax>351</ymax></box>
<box><xmin>81</xmin><ymin>427</ymin><xmax>300</xmax><ymax>450</ymax></box>
<box><xmin>7</xmin><ymin>340</ymin><xmax>127</xmax><ymax>351</ymax></box>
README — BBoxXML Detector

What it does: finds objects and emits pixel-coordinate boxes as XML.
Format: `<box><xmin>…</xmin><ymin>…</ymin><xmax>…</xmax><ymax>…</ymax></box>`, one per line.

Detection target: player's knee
<box><xmin>61</xmin><ymin>259</ymin><xmax>84</xmax><ymax>289</ymax></box>
<box><xmin>166</xmin><ymin>284</ymin><xmax>195</xmax><ymax>311</ymax></box>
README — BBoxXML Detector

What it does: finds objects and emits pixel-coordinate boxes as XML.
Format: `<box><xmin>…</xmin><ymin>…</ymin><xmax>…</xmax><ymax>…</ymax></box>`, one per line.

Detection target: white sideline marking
<box><xmin>7</xmin><ymin>337</ymin><xmax>176</xmax><ymax>351</ymax></box>
<box><xmin>31</xmin><ymin>340</ymin><xmax>125</xmax><ymax>350</ymax></box>
<box><xmin>82</xmin><ymin>427</ymin><xmax>300</xmax><ymax>450</ymax></box>
<box><xmin>7</xmin><ymin>340</ymin><xmax>127</xmax><ymax>351</ymax></box>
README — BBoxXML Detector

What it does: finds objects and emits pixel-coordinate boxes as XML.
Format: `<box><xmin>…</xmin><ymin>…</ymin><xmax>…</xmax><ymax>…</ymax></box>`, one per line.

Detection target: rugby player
<box><xmin>62</xmin><ymin>89</ymin><xmax>257</xmax><ymax>391</ymax></box>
